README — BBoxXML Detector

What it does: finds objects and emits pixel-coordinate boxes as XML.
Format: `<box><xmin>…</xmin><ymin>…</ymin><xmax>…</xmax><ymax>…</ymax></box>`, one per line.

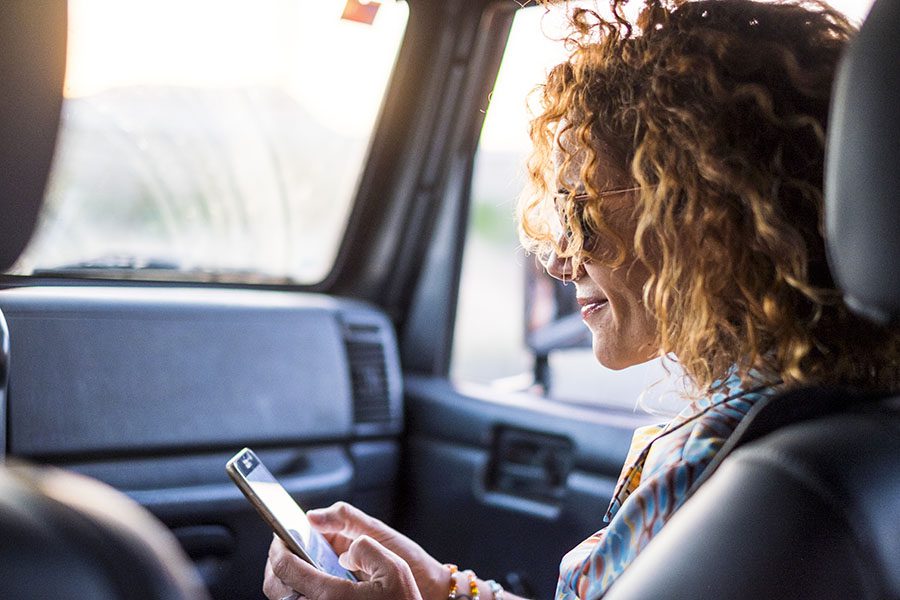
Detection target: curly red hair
<box><xmin>519</xmin><ymin>0</ymin><xmax>900</xmax><ymax>393</ymax></box>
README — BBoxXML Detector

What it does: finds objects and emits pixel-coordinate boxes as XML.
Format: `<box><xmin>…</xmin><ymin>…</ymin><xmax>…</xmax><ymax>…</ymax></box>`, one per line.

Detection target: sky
<box><xmin>64</xmin><ymin>0</ymin><xmax>409</xmax><ymax>138</ymax></box>
<box><xmin>64</xmin><ymin>0</ymin><xmax>876</xmax><ymax>149</ymax></box>
<box><xmin>479</xmin><ymin>0</ymin><xmax>877</xmax><ymax>152</ymax></box>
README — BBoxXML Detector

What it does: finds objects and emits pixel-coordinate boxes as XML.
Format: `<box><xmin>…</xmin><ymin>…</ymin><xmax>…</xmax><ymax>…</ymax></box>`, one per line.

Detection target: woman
<box><xmin>263</xmin><ymin>1</ymin><xmax>899</xmax><ymax>599</ymax></box>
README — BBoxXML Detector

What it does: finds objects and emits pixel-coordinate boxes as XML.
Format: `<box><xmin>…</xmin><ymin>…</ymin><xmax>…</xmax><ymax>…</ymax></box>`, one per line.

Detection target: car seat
<box><xmin>0</xmin><ymin>3</ymin><xmax>209</xmax><ymax>599</ymax></box>
<box><xmin>0</xmin><ymin>465</ymin><xmax>210</xmax><ymax>599</ymax></box>
<box><xmin>604</xmin><ymin>0</ymin><xmax>900</xmax><ymax>598</ymax></box>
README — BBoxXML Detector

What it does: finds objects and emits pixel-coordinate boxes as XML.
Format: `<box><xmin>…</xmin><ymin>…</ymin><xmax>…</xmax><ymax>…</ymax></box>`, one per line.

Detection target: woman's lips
<box><xmin>578</xmin><ymin>297</ymin><xmax>609</xmax><ymax>319</ymax></box>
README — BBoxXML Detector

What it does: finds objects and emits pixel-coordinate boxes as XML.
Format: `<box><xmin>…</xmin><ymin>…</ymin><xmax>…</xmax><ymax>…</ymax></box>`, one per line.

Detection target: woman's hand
<box><xmin>263</xmin><ymin>534</ymin><xmax>423</xmax><ymax>600</ymax></box>
<box><xmin>306</xmin><ymin>502</ymin><xmax>448</xmax><ymax>600</ymax></box>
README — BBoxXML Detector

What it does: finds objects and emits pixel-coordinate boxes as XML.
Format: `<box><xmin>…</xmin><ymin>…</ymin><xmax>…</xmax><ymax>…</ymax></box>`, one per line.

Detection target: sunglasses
<box><xmin>551</xmin><ymin>185</ymin><xmax>642</xmax><ymax>239</ymax></box>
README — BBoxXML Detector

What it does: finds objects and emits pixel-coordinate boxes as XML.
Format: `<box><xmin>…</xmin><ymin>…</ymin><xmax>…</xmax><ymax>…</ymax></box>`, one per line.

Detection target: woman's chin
<box><xmin>592</xmin><ymin>342</ymin><xmax>631</xmax><ymax>370</ymax></box>
<box><xmin>591</xmin><ymin>337</ymin><xmax>655</xmax><ymax>370</ymax></box>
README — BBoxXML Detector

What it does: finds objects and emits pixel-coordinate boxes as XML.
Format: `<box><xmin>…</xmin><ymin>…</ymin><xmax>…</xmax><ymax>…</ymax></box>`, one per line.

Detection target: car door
<box><xmin>399</xmin><ymin>379</ymin><xmax>653</xmax><ymax>598</ymax></box>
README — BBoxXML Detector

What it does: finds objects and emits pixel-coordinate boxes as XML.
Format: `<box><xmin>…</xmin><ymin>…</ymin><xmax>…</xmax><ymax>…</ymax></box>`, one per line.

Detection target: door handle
<box><xmin>486</xmin><ymin>427</ymin><xmax>573</xmax><ymax>503</ymax></box>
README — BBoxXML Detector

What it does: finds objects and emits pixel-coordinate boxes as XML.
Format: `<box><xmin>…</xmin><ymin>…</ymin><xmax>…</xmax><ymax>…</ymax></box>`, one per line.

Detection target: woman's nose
<box><xmin>543</xmin><ymin>240</ymin><xmax>583</xmax><ymax>282</ymax></box>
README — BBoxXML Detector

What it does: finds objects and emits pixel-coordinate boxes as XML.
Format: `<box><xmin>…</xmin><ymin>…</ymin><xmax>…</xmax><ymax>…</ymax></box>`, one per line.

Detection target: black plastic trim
<box><xmin>0</xmin><ymin>308</ymin><xmax>8</xmax><ymax>461</ymax></box>
<box><xmin>0</xmin><ymin>286</ymin><xmax>403</xmax><ymax>458</ymax></box>
<box><xmin>398</xmin><ymin>2</ymin><xmax>517</xmax><ymax>375</ymax></box>
<box><xmin>405</xmin><ymin>374</ymin><xmax>652</xmax><ymax>474</ymax></box>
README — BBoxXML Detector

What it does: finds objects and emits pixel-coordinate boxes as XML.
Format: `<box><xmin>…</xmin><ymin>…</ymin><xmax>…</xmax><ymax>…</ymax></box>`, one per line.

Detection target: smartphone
<box><xmin>226</xmin><ymin>447</ymin><xmax>356</xmax><ymax>581</ymax></box>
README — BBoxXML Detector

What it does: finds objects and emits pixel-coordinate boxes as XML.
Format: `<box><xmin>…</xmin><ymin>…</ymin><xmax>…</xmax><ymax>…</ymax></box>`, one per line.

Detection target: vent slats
<box><xmin>345</xmin><ymin>337</ymin><xmax>392</xmax><ymax>424</ymax></box>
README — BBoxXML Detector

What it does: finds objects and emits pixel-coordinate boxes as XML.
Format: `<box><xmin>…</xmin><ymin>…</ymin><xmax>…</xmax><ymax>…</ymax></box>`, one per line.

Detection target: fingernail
<box><xmin>338</xmin><ymin>552</ymin><xmax>351</xmax><ymax>569</ymax></box>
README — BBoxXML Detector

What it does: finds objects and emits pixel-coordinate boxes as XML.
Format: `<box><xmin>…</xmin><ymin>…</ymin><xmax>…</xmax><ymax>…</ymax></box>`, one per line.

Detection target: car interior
<box><xmin>0</xmin><ymin>0</ymin><xmax>897</xmax><ymax>599</ymax></box>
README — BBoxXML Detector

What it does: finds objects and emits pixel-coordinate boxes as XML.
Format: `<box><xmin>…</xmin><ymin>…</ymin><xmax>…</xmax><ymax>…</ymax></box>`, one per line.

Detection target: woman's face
<box><xmin>544</xmin><ymin>151</ymin><xmax>660</xmax><ymax>370</ymax></box>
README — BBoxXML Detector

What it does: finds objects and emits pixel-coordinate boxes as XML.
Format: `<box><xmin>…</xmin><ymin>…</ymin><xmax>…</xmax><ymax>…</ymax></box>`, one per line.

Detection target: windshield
<box><xmin>11</xmin><ymin>0</ymin><xmax>409</xmax><ymax>284</ymax></box>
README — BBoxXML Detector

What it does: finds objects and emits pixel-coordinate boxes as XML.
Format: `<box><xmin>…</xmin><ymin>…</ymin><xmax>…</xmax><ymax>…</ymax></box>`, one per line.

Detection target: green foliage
<box><xmin>469</xmin><ymin>198</ymin><xmax>518</xmax><ymax>246</ymax></box>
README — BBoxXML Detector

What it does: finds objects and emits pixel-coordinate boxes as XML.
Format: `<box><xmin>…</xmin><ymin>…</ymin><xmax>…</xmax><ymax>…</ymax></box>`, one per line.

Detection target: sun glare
<box><xmin>64</xmin><ymin>0</ymin><xmax>409</xmax><ymax>138</ymax></box>
<box><xmin>479</xmin><ymin>0</ymin><xmax>876</xmax><ymax>153</ymax></box>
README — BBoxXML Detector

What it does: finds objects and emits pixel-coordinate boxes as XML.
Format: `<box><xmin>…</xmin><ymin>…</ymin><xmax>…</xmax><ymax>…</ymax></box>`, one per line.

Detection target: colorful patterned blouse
<box><xmin>556</xmin><ymin>373</ymin><xmax>779</xmax><ymax>599</ymax></box>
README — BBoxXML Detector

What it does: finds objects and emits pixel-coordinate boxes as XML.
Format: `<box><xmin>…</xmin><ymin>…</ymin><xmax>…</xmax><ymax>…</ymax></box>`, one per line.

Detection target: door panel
<box><xmin>400</xmin><ymin>376</ymin><xmax>653</xmax><ymax>599</ymax></box>
<box><xmin>0</xmin><ymin>285</ymin><xmax>404</xmax><ymax>600</ymax></box>
<box><xmin>110</xmin><ymin>446</ymin><xmax>355</xmax><ymax>599</ymax></box>
<box><xmin>66</xmin><ymin>446</ymin><xmax>354</xmax><ymax>518</ymax></box>
<box><xmin>57</xmin><ymin>442</ymin><xmax>399</xmax><ymax>599</ymax></box>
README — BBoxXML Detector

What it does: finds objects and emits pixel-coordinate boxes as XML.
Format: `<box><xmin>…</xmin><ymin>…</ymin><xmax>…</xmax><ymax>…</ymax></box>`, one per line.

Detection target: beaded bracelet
<box><xmin>444</xmin><ymin>564</ymin><xmax>480</xmax><ymax>600</ymax></box>
<box><xmin>445</xmin><ymin>564</ymin><xmax>459</xmax><ymax>598</ymax></box>
<box><xmin>462</xmin><ymin>570</ymin><xmax>480</xmax><ymax>600</ymax></box>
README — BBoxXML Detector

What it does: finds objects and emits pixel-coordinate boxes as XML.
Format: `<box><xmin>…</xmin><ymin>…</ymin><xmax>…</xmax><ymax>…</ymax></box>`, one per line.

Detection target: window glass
<box><xmin>452</xmin><ymin>0</ymin><xmax>874</xmax><ymax>413</ymax></box>
<box><xmin>12</xmin><ymin>0</ymin><xmax>409</xmax><ymax>284</ymax></box>
<box><xmin>452</xmin><ymin>4</ymin><xmax>679</xmax><ymax>415</ymax></box>
<box><xmin>831</xmin><ymin>0</ymin><xmax>877</xmax><ymax>24</ymax></box>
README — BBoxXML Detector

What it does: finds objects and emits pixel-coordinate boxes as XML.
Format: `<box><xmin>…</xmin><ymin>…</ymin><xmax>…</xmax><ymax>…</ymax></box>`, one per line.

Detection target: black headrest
<box><xmin>0</xmin><ymin>464</ymin><xmax>209</xmax><ymax>600</ymax></box>
<box><xmin>0</xmin><ymin>2</ymin><xmax>67</xmax><ymax>271</ymax></box>
<box><xmin>825</xmin><ymin>0</ymin><xmax>900</xmax><ymax>324</ymax></box>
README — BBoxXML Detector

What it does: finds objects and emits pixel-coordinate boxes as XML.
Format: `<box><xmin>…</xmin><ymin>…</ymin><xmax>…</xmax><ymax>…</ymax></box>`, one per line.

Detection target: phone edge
<box><xmin>225</xmin><ymin>447</ymin><xmax>322</xmax><ymax>569</ymax></box>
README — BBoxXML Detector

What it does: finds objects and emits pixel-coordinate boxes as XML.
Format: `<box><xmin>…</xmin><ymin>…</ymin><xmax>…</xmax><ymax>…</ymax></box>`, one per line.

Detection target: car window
<box><xmin>10</xmin><ymin>0</ymin><xmax>409</xmax><ymax>285</ymax></box>
<box><xmin>451</xmin><ymin>3</ymin><xmax>682</xmax><ymax>415</ymax></box>
<box><xmin>452</xmin><ymin>0</ymin><xmax>874</xmax><ymax>413</ymax></box>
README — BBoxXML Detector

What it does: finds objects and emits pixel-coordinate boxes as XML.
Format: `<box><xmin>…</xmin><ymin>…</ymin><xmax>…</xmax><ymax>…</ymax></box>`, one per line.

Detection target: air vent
<box><xmin>344</xmin><ymin>326</ymin><xmax>392</xmax><ymax>425</ymax></box>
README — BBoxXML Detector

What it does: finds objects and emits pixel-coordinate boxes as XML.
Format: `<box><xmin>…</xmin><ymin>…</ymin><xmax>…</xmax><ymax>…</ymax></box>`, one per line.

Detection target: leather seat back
<box><xmin>0</xmin><ymin>465</ymin><xmax>209</xmax><ymax>599</ymax></box>
<box><xmin>605</xmin><ymin>393</ymin><xmax>900</xmax><ymax>600</ymax></box>
<box><xmin>0</xmin><ymin>2</ymin><xmax>65</xmax><ymax>272</ymax></box>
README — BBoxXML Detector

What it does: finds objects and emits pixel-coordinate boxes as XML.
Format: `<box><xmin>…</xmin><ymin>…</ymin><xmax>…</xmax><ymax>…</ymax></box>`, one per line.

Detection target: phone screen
<box><xmin>228</xmin><ymin>448</ymin><xmax>355</xmax><ymax>581</ymax></box>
